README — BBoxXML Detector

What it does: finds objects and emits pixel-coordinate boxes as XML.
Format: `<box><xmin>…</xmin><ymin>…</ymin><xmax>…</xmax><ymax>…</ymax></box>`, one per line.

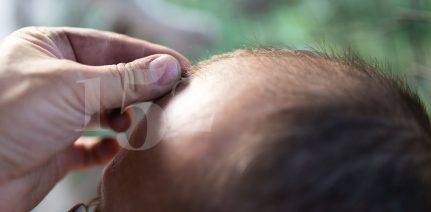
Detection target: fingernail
<box><xmin>149</xmin><ymin>55</ymin><xmax>181</xmax><ymax>86</ymax></box>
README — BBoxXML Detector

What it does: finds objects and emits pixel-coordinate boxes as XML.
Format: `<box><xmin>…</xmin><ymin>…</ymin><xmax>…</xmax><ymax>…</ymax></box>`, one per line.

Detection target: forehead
<box><xmin>161</xmin><ymin>56</ymin><xmax>268</xmax><ymax>138</ymax></box>
<box><xmin>132</xmin><ymin>55</ymin><xmax>274</xmax><ymax>180</ymax></box>
<box><xmin>170</xmin><ymin>50</ymin><xmax>302</xmax><ymax>110</ymax></box>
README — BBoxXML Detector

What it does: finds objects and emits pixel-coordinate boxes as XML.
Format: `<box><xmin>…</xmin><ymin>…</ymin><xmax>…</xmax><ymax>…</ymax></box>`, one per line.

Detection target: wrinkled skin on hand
<box><xmin>0</xmin><ymin>27</ymin><xmax>190</xmax><ymax>212</ymax></box>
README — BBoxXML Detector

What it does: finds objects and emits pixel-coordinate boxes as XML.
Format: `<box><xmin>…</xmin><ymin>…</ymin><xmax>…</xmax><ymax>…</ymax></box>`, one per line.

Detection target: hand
<box><xmin>0</xmin><ymin>27</ymin><xmax>190</xmax><ymax>211</ymax></box>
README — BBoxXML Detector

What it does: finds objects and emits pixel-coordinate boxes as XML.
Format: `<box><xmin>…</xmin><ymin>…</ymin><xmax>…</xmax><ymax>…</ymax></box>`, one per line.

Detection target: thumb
<box><xmin>80</xmin><ymin>54</ymin><xmax>182</xmax><ymax>113</ymax></box>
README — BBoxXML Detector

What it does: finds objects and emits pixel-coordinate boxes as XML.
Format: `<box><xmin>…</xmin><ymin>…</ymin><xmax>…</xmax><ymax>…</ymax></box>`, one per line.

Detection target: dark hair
<box><xmin>209</xmin><ymin>49</ymin><xmax>431</xmax><ymax>211</ymax></box>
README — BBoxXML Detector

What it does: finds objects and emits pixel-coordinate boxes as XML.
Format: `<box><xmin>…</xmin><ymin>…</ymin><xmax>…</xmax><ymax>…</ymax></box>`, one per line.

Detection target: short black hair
<box><xmin>200</xmin><ymin>49</ymin><xmax>431</xmax><ymax>212</ymax></box>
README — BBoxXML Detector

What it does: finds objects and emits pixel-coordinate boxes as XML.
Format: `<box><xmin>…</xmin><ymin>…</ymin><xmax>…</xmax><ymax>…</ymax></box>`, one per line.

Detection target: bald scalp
<box><xmin>189</xmin><ymin>48</ymin><xmax>405</xmax><ymax>108</ymax></box>
<box><xmin>179</xmin><ymin>48</ymin><xmax>431</xmax><ymax>212</ymax></box>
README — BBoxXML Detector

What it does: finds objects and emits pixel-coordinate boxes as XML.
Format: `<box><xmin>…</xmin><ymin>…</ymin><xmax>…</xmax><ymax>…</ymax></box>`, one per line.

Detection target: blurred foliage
<box><xmin>168</xmin><ymin>0</ymin><xmax>431</xmax><ymax>110</ymax></box>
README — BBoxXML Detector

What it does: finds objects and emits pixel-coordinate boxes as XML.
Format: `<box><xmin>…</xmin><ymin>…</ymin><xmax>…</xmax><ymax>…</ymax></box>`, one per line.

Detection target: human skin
<box><xmin>96</xmin><ymin>50</ymin><xmax>431</xmax><ymax>212</ymax></box>
<box><xmin>97</xmin><ymin>53</ymin><xmax>285</xmax><ymax>211</ymax></box>
<box><xmin>0</xmin><ymin>27</ymin><xmax>190</xmax><ymax>212</ymax></box>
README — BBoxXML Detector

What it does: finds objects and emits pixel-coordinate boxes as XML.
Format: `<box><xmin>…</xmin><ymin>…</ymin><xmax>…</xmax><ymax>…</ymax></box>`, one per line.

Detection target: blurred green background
<box><xmin>166</xmin><ymin>0</ymin><xmax>431</xmax><ymax>108</ymax></box>
<box><xmin>172</xmin><ymin>0</ymin><xmax>431</xmax><ymax>63</ymax></box>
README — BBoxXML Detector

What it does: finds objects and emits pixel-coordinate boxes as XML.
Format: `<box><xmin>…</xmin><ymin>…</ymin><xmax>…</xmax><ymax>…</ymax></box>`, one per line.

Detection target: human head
<box><xmin>96</xmin><ymin>49</ymin><xmax>431</xmax><ymax>211</ymax></box>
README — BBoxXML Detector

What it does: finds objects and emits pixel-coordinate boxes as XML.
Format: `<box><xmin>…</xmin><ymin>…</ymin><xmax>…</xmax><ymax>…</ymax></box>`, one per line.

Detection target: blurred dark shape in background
<box><xmin>102</xmin><ymin>0</ymin><xmax>220</xmax><ymax>54</ymax></box>
<box><xmin>11</xmin><ymin>0</ymin><xmax>220</xmax><ymax>55</ymax></box>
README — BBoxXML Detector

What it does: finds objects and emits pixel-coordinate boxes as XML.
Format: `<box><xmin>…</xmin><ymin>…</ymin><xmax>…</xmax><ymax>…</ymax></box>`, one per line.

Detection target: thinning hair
<box><xmin>187</xmin><ymin>48</ymin><xmax>431</xmax><ymax>211</ymax></box>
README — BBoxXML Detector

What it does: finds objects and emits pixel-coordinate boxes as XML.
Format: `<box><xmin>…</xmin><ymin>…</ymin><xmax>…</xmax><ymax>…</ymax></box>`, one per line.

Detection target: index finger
<box><xmin>49</xmin><ymin>27</ymin><xmax>190</xmax><ymax>71</ymax></box>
